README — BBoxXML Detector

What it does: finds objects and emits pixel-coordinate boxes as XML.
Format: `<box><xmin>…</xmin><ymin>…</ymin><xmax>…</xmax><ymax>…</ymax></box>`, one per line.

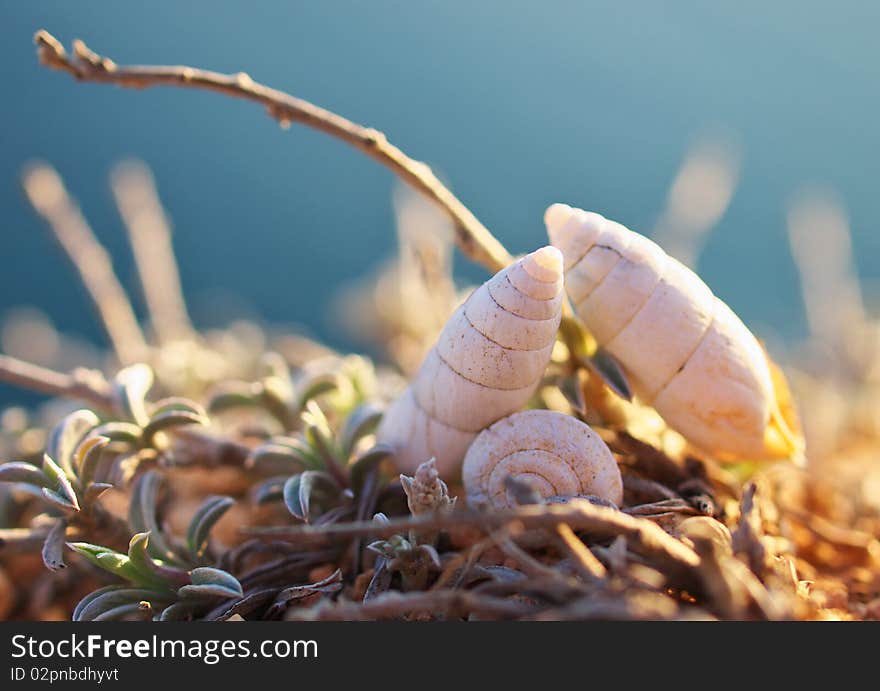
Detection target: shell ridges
<box><xmin>545</xmin><ymin>203</ymin><xmax>791</xmax><ymax>460</ymax></box>
<box><xmin>377</xmin><ymin>247</ymin><xmax>564</xmax><ymax>478</ymax></box>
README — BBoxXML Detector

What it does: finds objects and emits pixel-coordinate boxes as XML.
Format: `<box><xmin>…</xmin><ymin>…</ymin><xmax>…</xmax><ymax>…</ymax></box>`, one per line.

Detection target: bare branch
<box><xmin>247</xmin><ymin>498</ymin><xmax>701</xmax><ymax>581</ymax></box>
<box><xmin>111</xmin><ymin>160</ymin><xmax>196</xmax><ymax>345</ymax></box>
<box><xmin>34</xmin><ymin>30</ymin><xmax>514</xmax><ymax>274</ymax></box>
<box><xmin>289</xmin><ymin>589</ymin><xmax>534</xmax><ymax>621</ymax></box>
<box><xmin>21</xmin><ymin>162</ymin><xmax>149</xmax><ymax>364</ymax></box>
<box><xmin>731</xmin><ymin>481</ymin><xmax>767</xmax><ymax>577</ymax></box>
<box><xmin>0</xmin><ymin>353</ymin><xmax>251</xmax><ymax>468</ymax></box>
<box><xmin>0</xmin><ymin>354</ymin><xmax>111</xmax><ymax>411</ymax></box>
<box><xmin>554</xmin><ymin>522</ymin><xmax>607</xmax><ymax>580</ymax></box>
<box><xmin>490</xmin><ymin>530</ymin><xmax>568</xmax><ymax>582</ymax></box>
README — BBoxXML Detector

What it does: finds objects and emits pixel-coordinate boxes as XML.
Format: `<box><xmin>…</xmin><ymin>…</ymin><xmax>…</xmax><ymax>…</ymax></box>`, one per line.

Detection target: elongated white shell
<box><xmin>462</xmin><ymin>410</ymin><xmax>623</xmax><ymax>509</ymax></box>
<box><xmin>377</xmin><ymin>247</ymin><xmax>564</xmax><ymax>477</ymax></box>
<box><xmin>545</xmin><ymin>203</ymin><xmax>798</xmax><ymax>460</ymax></box>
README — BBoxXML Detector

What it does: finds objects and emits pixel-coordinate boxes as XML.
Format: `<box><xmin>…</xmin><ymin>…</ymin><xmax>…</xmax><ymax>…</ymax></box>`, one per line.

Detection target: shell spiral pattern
<box><xmin>376</xmin><ymin>246</ymin><xmax>564</xmax><ymax>478</ymax></box>
<box><xmin>545</xmin><ymin>203</ymin><xmax>799</xmax><ymax>460</ymax></box>
<box><xmin>462</xmin><ymin>410</ymin><xmax>623</xmax><ymax>509</ymax></box>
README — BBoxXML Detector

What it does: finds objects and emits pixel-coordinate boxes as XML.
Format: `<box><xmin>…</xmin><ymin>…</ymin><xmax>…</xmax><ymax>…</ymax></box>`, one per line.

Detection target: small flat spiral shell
<box><xmin>545</xmin><ymin>203</ymin><xmax>800</xmax><ymax>460</ymax></box>
<box><xmin>462</xmin><ymin>409</ymin><xmax>623</xmax><ymax>509</ymax></box>
<box><xmin>376</xmin><ymin>247</ymin><xmax>564</xmax><ymax>478</ymax></box>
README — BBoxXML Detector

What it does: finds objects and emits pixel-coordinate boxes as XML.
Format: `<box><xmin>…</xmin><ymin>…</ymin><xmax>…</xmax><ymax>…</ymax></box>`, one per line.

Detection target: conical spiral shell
<box><xmin>376</xmin><ymin>247</ymin><xmax>564</xmax><ymax>478</ymax></box>
<box><xmin>462</xmin><ymin>410</ymin><xmax>623</xmax><ymax>509</ymax></box>
<box><xmin>545</xmin><ymin>203</ymin><xmax>799</xmax><ymax>460</ymax></box>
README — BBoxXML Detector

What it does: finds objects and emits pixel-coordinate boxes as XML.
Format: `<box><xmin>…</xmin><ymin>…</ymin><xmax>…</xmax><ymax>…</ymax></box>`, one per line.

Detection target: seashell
<box><xmin>545</xmin><ymin>203</ymin><xmax>801</xmax><ymax>461</ymax></box>
<box><xmin>376</xmin><ymin>247</ymin><xmax>564</xmax><ymax>478</ymax></box>
<box><xmin>462</xmin><ymin>409</ymin><xmax>623</xmax><ymax>509</ymax></box>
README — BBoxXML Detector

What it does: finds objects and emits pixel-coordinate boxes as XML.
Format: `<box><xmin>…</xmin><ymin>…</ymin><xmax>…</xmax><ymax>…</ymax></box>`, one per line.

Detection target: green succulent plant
<box><xmin>366</xmin><ymin>513</ymin><xmax>442</xmax><ymax>593</ymax></box>
<box><xmin>244</xmin><ymin>388</ymin><xmax>392</xmax><ymax>524</ymax></box>
<box><xmin>69</xmin><ymin>531</ymin><xmax>243</xmax><ymax>621</ymax></box>
<box><xmin>128</xmin><ymin>470</ymin><xmax>235</xmax><ymax>567</ymax></box>
<box><xmin>0</xmin><ymin>364</ymin><xmax>209</xmax><ymax>571</ymax></box>
<box><xmin>66</xmin><ymin>468</ymin><xmax>239</xmax><ymax>621</ymax></box>
<box><xmin>207</xmin><ymin>352</ymin><xmax>377</xmax><ymax>430</ymax></box>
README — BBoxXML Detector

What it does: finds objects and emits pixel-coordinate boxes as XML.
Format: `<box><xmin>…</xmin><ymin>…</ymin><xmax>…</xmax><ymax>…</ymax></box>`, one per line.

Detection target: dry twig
<box><xmin>248</xmin><ymin>498</ymin><xmax>701</xmax><ymax>583</ymax></box>
<box><xmin>0</xmin><ymin>355</ymin><xmax>111</xmax><ymax>411</ymax></box>
<box><xmin>0</xmin><ymin>353</ymin><xmax>250</xmax><ymax>467</ymax></box>
<box><xmin>289</xmin><ymin>589</ymin><xmax>534</xmax><ymax>621</ymax></box>
<box><xmin>731</xmin><ymin>482</ymin><xmax>768</xmax><ymax>576</ymax></box>
<box><xmin>490</xmin><ymin>530</ymin><xmax>570</xmax><ymax>582</ymax></box>
<box><xmin>554</xmin><ymin>523</ymin><xmax>607</xmax><ymax>580</ymax></box>
<box><xmin>21</xmin><ymin>163</ymin><xmax>148</xmax><ymax>364</ymax></box>
<box><xmin>34</xmin><ymin>30</ymin><xmax>513</xmax><ymax>274</ymax></box>
<box><xmin>111</xmin><ymin>160</ymin><xmax>196</xmax><ymax>345</ymax></box>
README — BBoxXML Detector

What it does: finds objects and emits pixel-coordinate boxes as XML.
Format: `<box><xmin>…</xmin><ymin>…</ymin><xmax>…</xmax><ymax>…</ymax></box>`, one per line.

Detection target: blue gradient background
<box><xmin>1</xmin><ymin>2</ymin><xmax>878</xmax><ymax>403</ymax></box>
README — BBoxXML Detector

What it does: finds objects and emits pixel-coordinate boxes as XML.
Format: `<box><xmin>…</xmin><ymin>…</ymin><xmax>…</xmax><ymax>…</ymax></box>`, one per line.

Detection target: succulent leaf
<box><xmin>46</xmin><ymin>409</ymin><xmax>100</xmax><ymax>480</ymax></box>
<box><xmin>74</xmin><ymin>435</ymin><xmax>110</xmax><ymax>489</ymax></box>
<box><xmin>339</xmin><ymin>402</ymin><xmax>383</xmax><ymax>458</ymax></box>
<box><xmin>74</xmin><ymin>585</ymin><xmax>164</xmax><ymax>622</ymax></box>
<box><xmin>128</xmin><ymin>471</ymin><xmax>178</xmax><ymax>563</ymax></box>
<box><xmin>68</xmin><ymin>542</ymin><xmax>145</xmax><ymax>583</ymax></box>
<box><xmin>293</xmin><ymin>372</ymin><xmax>339</xmax><ymax>413</ymax></box>
<box><xmin>186</xmin><ymin>495</ymin><xmax>234</xmax><ymax>561</ymax></box>
<box><xmin>92</xmin><ymin>421</ymin><xmax>144</xmax><ymax>446</ymax></box>
<box><xmin>41</xmin><ymin>453</ymin><xmax>80</xmax><ymax>510</ymax></box>
<box><xmin>245</xmin><ymin>436</ymin><xmax>320</xmax><ymax>473</ymax></box>
<box><xmin>283</xmin><ymin>470</ymin><xmax>341</xmax><ymax>522</ymax></box>
<box><xmin>112</xmin><ymin>363</ymin><xmax>154</xmax><ymax>427</ymax></box>
<box><xmin>0</xmin><ymin>461</ymin><xmax>50</xmax><ymax>488</ymax></box>
<box><xmin>251</xmin><ymin>476</ymin><xmax>287</xmax><ymax>505</ymax></box>
<box><xmin>41</xmin><ymin>518</ymin><xmax>68</xmax><ymax>571</ymax></box>
<box><xmin>141</xmin><ymin>398</ymin><xmax>209</xmax><ymax>442</ymax></box>
<box><xmin>178</xmin><ymin>567</ymin><xmax>243</xmax><ymax>600</ymax></box>
<box><xmin>586</xmin><ymin>347</ymin><xmax>632</xmax><ymax>402</ymax></box>
<box><xmin>207</xmin><ymin>381</ymin><xmax>260</xmax><ymax>414</ymax></box>
<box><xmin>349</xmin><ymin>444</ymin><xmax>394</xmax><ymax>498</ymax></box>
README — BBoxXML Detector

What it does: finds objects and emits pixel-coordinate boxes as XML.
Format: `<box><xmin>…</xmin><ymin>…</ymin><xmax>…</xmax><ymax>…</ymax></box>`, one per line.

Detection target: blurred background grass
<box><xmin>2</xmin><ymin>1</ymin><xmax>878</xmax><ymax>406</ymax></box>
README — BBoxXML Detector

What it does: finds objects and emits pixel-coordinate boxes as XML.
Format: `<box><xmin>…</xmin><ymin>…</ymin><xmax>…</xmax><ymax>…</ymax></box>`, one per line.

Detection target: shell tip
<box><xmin>545</xmin><ymin>203</ymin><xmax>580</xmax><ymax>251</ymax></box>
<box><xmin>544</xmin><ymin>203</ymin><xmax>572</xmax><ymax>234</ymax></box>
<box><xmin>523</xmin><ymin>246</ymin><xmax>563</xmax><ymax>282</ymax></box>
